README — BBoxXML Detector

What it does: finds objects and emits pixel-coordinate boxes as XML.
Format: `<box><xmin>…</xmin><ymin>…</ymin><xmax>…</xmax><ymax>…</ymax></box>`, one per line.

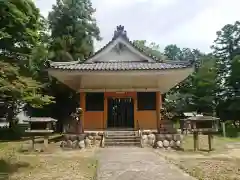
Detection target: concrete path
<box><xmin>97</xmin><ymin>147</ymin><xmax>196</xmax><ymax>180</ymax></box>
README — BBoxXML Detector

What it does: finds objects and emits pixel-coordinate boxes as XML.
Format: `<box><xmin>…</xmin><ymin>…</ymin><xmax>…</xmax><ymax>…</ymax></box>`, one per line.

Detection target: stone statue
<box><xmin>71</xmin><ymin>108</ymin><xmax>83</xmax><ymax>134</ymax></box>
<box><xmin>64</xmin><ymin>108</ymin><xmax>83</xmax><ymax>134</ymax></box>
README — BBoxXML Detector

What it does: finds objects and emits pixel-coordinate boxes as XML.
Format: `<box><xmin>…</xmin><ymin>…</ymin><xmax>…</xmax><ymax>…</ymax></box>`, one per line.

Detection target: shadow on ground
<box><xmin>0</xmin><ymin>159</ymin><xmax>30</xmax><ymax>180</ymax></box>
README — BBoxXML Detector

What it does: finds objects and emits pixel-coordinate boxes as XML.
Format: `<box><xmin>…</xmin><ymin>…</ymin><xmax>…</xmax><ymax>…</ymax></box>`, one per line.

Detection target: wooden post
<box><xmin>44</xmin><ymin>135</ymin><xmax>49</xmax><ymax>149</ymax></box>
<box><xmin>104</xmin><ymin>96</ymin><xmax>107</xmax><ymax>129</ymax></box>
<box><xmin>222</xmin><ymin>122</ymin><xmax>226</xmax><ymax>137</ymax></box>
<box><xmin>196</xmin><ymin>132</ymin><xmax>199</xmax><ymax>150</ymax></box>
<box><xmin>208</xmin><ymin>134</ymin><xmax>213</xmax><ymax>151</ymax></box>
<box><xmin>193</xmin><ymin>132</ymin><xmax>199</xmax><ymax>151</ymax></box>
<box><xmin>80</xmin><ymin>92</ymin><xmax>85</xmax><ymax>132</ymax></box>
<box><xmin>156</xmin><ymin>92</ymin><xmax>161</xmax><ymax>130</ymax></box>
<box><xmin>31</xmin><ymin>136</ymin><xmax>35</xmax><ymax>150</ymax></box>
<box><xmin>134</xmin><ymin>95</ymin><xmax>138</xmax><ymax>130</ymax></box>
<box><xmin>193</xmin><ymin>121</ymin><xmax>199</xmax><ymax>151</ymax></box>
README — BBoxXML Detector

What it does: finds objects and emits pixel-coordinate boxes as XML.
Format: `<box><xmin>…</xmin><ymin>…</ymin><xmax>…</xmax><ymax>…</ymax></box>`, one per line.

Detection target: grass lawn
<box><xmin>181</xmin><ymin>135</ymin><xmax>240</xmax><ymax>153</ymax></box>
<box><xmin>156</xmin><ymin>135</ymin><xmax>240</xmax><ymax>180</ymax></box>
<box><xmin>0</xmin><ymin>138</ymin><xmax>98</xmax><ymax>180</ymax></box>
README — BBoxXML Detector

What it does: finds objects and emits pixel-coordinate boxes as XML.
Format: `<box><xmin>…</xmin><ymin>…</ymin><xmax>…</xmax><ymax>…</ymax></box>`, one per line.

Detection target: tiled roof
<box><xmin>84</xmin><ymin>25</ymin><xmax>165</xmax><ymax>62</ymax></box>
<box><xmin>50</xmin><ymin>61</ymin><xmax>191</xmax><ymax>71</ymax></box>
<box><xmin>48</xmin><ymin>25</ymin><xmax>194</xmax><ymax>72</ymax></box>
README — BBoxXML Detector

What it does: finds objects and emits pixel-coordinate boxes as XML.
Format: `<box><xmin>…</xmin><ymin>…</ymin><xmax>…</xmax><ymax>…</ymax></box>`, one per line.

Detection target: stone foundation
<box><xmin>140</xmin><ymin>131</ymin><xmax>183</xmax><ymax>149</ymax></box>
<box><xmin>155</xmin><ymin>134</ymin><xmax>183</xmax><ymax>149</ymax></box>
<box><xmin>60</xmin><ymin>132</ymin><xmax>104</xmax><ymax>149</ymax></box>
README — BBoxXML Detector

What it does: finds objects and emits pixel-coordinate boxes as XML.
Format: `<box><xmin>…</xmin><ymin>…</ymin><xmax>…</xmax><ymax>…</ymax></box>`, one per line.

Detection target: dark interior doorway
<box><xmin>107</xmin><ymin>98</ymin><xmax>134</xmax><ymax>128</ymax></box>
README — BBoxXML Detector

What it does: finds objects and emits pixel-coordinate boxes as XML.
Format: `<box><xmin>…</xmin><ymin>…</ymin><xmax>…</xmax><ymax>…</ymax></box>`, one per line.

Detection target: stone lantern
<box><xmin>24</xmin><ymin>117</ymin><xmax>57</xmax><ymax>150</ymax></box>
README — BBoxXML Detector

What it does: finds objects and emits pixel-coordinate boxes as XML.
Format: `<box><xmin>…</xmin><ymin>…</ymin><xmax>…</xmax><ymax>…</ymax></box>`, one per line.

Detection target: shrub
<box><xmin>225</xmin><ymin>121</ymin><xmax>240</xmax><ymax>137</ymax></box>
<box><xmin>0</xmin><ymin>124</ymin><xmax>29</xmax><ymax>140</ymax></box>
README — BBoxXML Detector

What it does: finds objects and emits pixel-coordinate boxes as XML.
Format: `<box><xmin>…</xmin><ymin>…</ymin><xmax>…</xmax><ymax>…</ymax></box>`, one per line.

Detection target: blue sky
<box><xmin>35</xmin><ymin>0</ymin><xmax>240</xmax><ymax>53</ymax></box>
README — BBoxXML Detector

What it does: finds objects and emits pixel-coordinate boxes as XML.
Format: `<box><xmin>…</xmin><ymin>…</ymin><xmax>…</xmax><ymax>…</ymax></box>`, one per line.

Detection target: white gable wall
<box><xmin>86</xmin><ymin>37</ymin><xmax>155</xmax><ymax>63</ymax></box>
<box><xmin>95</xmin><ymin>47</ymin><xmax>145</xmax><ymax>62</ymax></box>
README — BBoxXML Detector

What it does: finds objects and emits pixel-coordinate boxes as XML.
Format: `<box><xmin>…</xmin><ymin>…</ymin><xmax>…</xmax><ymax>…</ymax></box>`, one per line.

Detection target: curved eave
<box><xmin>47</xmin><ymin>66</ymin><xmax>194</xmax><ymax>93</ymax></box>
<box><xmin>48</xmin><ymin>65</ymin><xmax>193</xmax><ymax>74</ymax></box>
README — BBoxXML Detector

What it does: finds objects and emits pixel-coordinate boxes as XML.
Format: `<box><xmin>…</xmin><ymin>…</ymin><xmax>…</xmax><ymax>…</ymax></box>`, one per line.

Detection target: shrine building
<box><xmin>48</xmin><ymin>25</ymin><xmax>194</xmax><ymax>131</ymax></box>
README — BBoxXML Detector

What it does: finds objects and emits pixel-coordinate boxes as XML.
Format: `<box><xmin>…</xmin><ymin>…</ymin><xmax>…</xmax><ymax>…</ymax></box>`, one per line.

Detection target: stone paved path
<box><xmin>97</xmin><ymin>147</ymin><xmax>196</xmax><ymax>180</ymax></box>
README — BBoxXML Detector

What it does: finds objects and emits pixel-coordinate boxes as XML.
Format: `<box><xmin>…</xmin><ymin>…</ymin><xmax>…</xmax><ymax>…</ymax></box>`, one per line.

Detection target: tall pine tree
<box><xmin>212</xmin><ymin>21</ymin><xmax>240</xmax><ymax>122</ymax></box>
<box><xmin>48</xmin><ymin>0</ymin><xmax>101</xmax><ymax>62</ymax></box>
<box><xmin>40</xmin><ymin>0</ymin><xmax>101</xmax><ymax>131</ymax></box>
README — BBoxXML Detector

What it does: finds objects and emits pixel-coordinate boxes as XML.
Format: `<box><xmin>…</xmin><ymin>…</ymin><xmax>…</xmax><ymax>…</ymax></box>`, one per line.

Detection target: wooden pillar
<box><xmin>156</xmin><ymin>92</ymin><xmax>162</xmax><ymax>130</ymax></box>
<box><xmin>43</xmin><ymin>135</ymin><xmax>48</xmax><ymax>149</ymax></box>
<box><xmin>134</xmin><ymin>94</ymin><xmax>138</xmax><ymax>130</ymax></box>
<box><xmin>222</xmin><ymin>122</ymin><xmax>226</xmax><ymax>137</ymax></box>
<box><xmin>208</xmin><ymin>134</ymin><xmax>213</xmax><ymax>151</ymax></box>
<box><xmin>156</xmin><ymin>92</ymin><xmax>160</xmax><ymax>130</ymax></box>
<box><xmin>193</xmin><ymin>122</ymin><xmax>199</xmax><ymax>151</ymax></box>
<box><xmin>104</xmin><ymin>95</ymin><xmax>107</xmax><ymax>129</ymax></box>
<box><xmin>193</xmin><ymin>132</ymin><xmax>199</xmax><ymax>151</ymax></box>
<box><xmin>31</xmin><ymin>136</ymin><xmax>35</xmax><ymax>150</ymax></box>
<box><xmin>80</xmin><ymin>92</ymin><xmax>85</xmax><ymax>131</ymax></box>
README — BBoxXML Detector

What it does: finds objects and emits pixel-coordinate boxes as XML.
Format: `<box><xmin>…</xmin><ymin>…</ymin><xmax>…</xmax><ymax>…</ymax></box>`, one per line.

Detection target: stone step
<box><xmin>105</xmin><ymin>138</ymin><xmax>140</xmax><ymax>143</ymax></box>
<box><xmin>105</xmin><ymin>141</ymin><xmax>141</xmax><ymax>147</ymax></box>
<box><xmin>106</xmin><ymin>131</ymin><xmax>137</xmax><ymax>135</ymax></box>
<box><xmin>104</xmin><ymin>130</ymin><xmax>140</xmax><ymax>147</ymax></box>
<box><xmin>105</xmin><ymin>136</ymin><xmax>140</xmax><ymax>139</ymax></box>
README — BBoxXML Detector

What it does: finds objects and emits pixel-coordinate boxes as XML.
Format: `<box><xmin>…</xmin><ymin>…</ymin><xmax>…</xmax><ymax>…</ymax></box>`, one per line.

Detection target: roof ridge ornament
<box><xmin>112</xmin><ymin>25</ymin><xmax>129</xmax><ymax>40</ymax></box>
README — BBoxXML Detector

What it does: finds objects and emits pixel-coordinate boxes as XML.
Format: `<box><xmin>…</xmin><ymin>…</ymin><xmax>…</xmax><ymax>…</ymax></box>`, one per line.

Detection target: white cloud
<box><xmin>163</xmin><ymin>0</ymin><xmax>240</xmax><ymax>52</ymax></box>
<box><xmin>35</xmin><ymin>0</ymin><xmax>240</xmax><ymax>53</ymax></box>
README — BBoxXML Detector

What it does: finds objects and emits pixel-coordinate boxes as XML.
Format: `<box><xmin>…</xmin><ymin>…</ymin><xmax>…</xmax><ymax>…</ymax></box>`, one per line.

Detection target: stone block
<box><xmin>95</xmin><ymin>135</ymin><xmax>102</xmax><ymax>140</ymax></box>
<box><xmin>72</xmin><ymin>140</ymin><xmax>79</xmax><ymax>149</ymax></box>
<box><xmin>77</xmin><ymin>134</ymin><xmax>86</xmax><ymax>141</ymax></box>
<box><xmin>66</xmin><ymin>140</ymin><xmax>73</xmax><ymax>148</ymax></box>
<box><xmin>141</xmin><ymin>135</ymin><xmax>148</xmax><ymax>140</ymax></box>
<box><xmin>79</xmin><ymin>140</ymin><xmax>85</xmax><ymax>149</ymax></box>
<box><xmin>157</xmin><ymin>141</ymin><xmax>163</xmax><ymax>148</ymax></box>
<box><xmin>173</xmin><ymin>134</ymin><xmax>183</xmax><ymax>141</ymax></box>
<box><xmin>98</xmin><ymin>132</ymin><xmax>104</xmax><ymax>136</ymax></box>
<box><xmin>175</xmin><ymin>140</ymin><xmax>181</xmax><ymax>147</ymax></box>
<box><xmin>165</xmin><ymin>134</ymin><xmax>173</xmax><ymax>141</ymax></box>
<box><xmin>101</xmin><ymin>137</ymin><xmax>105</xmax><ymax>148</ymax></box>
<box><xmin>169</xmin><ymin>140</ymin><xmax>175</xmax><ymax>147</ymax></box>
<box><xmin>163</xmin><ymin>140</ymin><xmax>169</xmax><ymax>147</ymax></box>
<box><xmin>88</xmin><ymin>136</ymin><xmax>93</xmax><ymax>140</ymax></box>
<box><xmin>156</xmin><ymin>134</ymin><xmax>165</xmax><ymax>141</ymax></box>
<box><xmin>60</xmin><ymin>141</ymin><xmax>67</xmax><ymax>148</ymax></box>
<box><xmin>70</xmin><ymin>135</ymin><xmax>77</xmax><ymax>141</ymax></box>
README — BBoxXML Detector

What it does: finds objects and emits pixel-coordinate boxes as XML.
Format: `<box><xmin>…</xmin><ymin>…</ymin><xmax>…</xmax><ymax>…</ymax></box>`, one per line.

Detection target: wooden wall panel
<box><xmin>84</xmin><ymin>111</ymin><xmax>104</xmax><ymax>130</ymax></box>
<box><xmin>82</xmin><ymin>91</ymin><xmax>162</xmax><ymax>130</ymax></box>
<box><xmin>135</xmin><ymin>111</ymin><xmax>157</xmax><ymax>129</ymax></box>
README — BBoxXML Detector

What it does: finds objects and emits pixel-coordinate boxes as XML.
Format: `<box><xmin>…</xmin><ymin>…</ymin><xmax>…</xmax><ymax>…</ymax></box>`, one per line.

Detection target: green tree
<box><xmin>40</xmin><ymin>0</ymin><xmax>102</xmax><ymax>131</ymax></box>
<box><xmin>164</xmin><ymin>45</ymin><xmax>203</xmax><ymax>63</ymax></box>
<box><xmin>48</xmin><ymin>0</ymin><xmax>101</xmax><ymax>62</ymax></box>
<box><xmin>0</xmin><ymin>0</ymin><xmax>41</xmax><ymax>66</ymax></box>
<box><xmin>212</xmin><ymin>21</ymin><xmax>240</xmax><ymax>122</ymax></box>
<box><xmin>165</xmin><ymin>56</ymin><xmax>217</xmax><ymax>115</ymax></box>
<box><xmin>164</xmin><ymin>44</ymin><xmax>181</xmax><ymax>60</ymax></box>
<box><xmin>180</xmin><ymin>48</ymin><xmax>195</xmax><ymax>61</ymax></box>
<box><xmin>188</xmin><ymin>57</ymin><xmax>217</xmax><ymax>113</ymax></box>
<box><xmin>228</xmin><ymin>55</ymin><xmax>240</xmax><ymax>97</ymax></box>
<box><xmin>0</xmin><ymin>0</ymin><xmax>54</xmax><ymax>127</ymax></box>
<box><xmin>212</xmin><ymin>21</ymin><xmax>240</xmax><ymax>92</ymax></box>
<box><xmin>0</xmin><ymin>61</ymin><xmax>54</xmax><ymax>126</ymax></box>
<box><xmin>224</xmin><ymin>55</ymin><xmax>240</xmax><ymax>126</ymax></box>
<box><xmin>133</xmin><ymin>40</ymin><xmax>166</xmax><ymax>61</ymax></box>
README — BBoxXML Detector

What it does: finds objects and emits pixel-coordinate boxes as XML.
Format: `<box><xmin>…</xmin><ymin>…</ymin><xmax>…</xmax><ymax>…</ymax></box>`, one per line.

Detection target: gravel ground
<box><xmin>0</xmin><ymin>142</ymin><xmax>98</xmax><ymax>180</ymax></box>
<box><xmin>97</xmin><ymin>147</ymin><xmax>196</xmax><ymax>180</ymax></box>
